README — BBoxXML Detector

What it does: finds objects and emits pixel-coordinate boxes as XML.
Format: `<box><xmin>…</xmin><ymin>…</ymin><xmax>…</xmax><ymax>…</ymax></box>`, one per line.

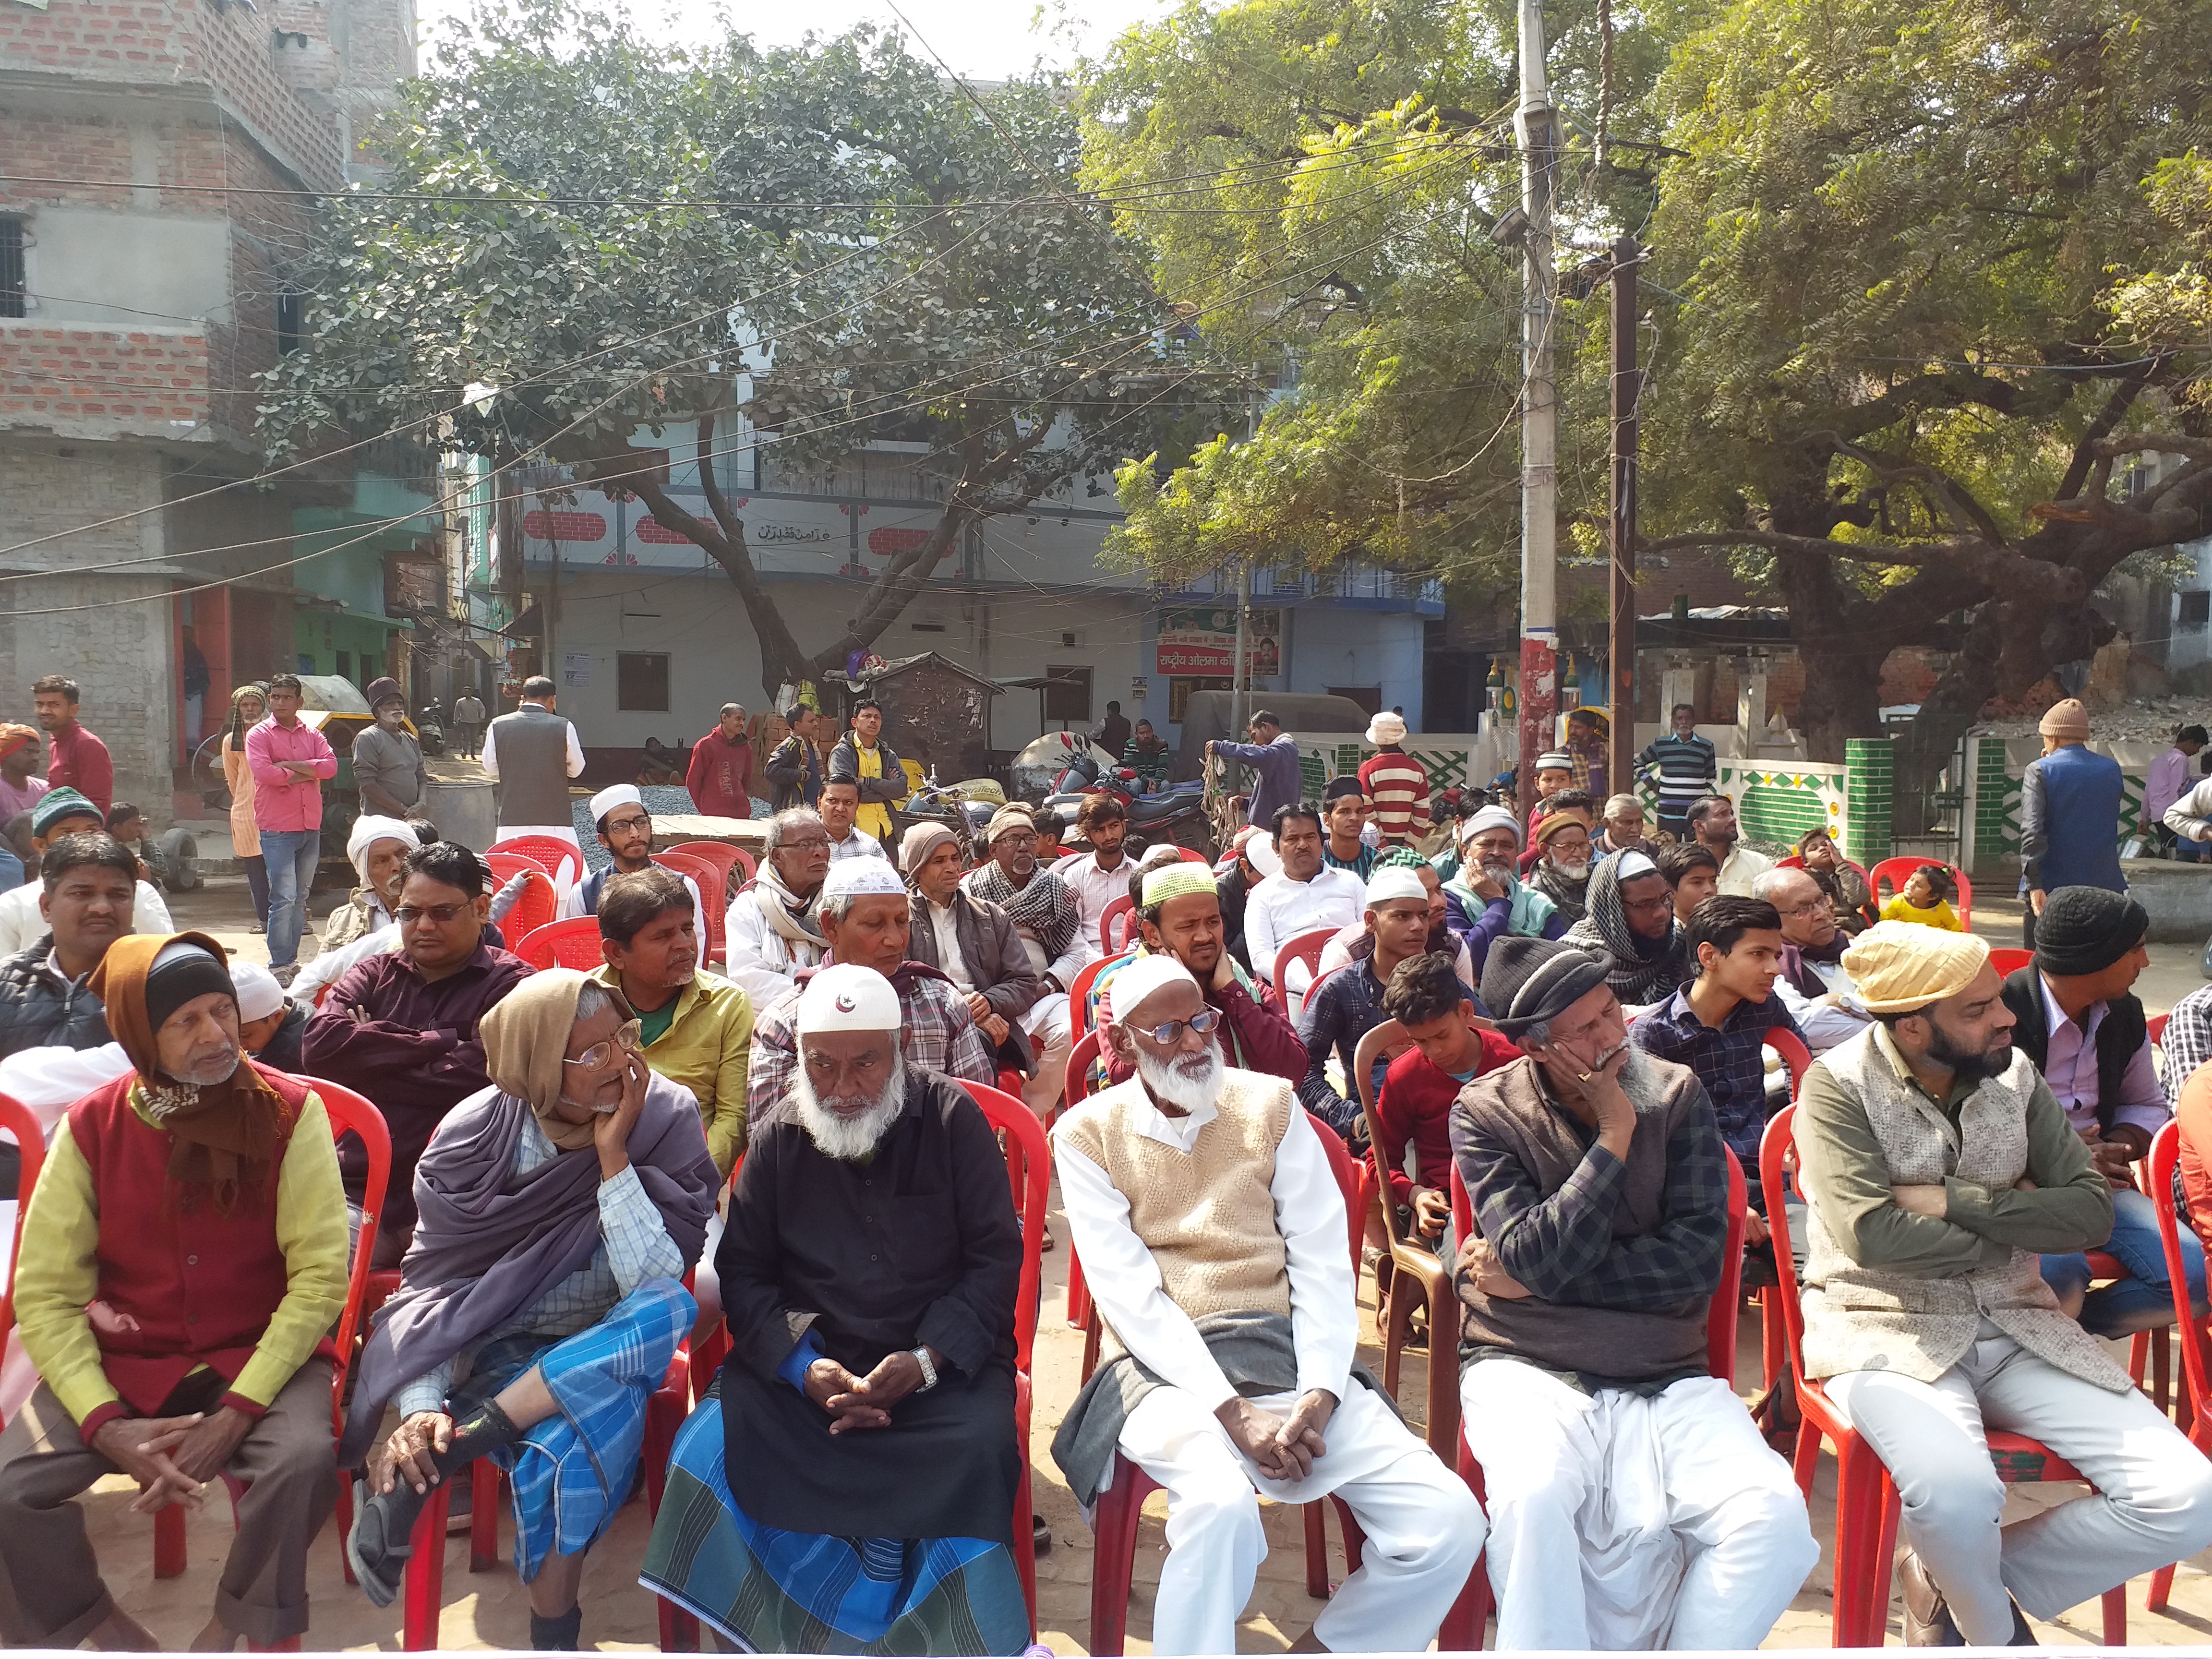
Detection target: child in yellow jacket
<box><xmin>1880</xmin><ymin>864</ymin><xmax>1965</xmax><ymax>931</ymax></box>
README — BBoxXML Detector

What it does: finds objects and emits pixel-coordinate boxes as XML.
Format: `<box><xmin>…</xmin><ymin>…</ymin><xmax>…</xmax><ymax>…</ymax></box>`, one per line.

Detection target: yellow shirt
<box><xmin>1879</xmin><ymin>893</ymin><xmax>1963</xmax><ymax>932</ymax></box>
<box><xmin>12</xmin><ymin>1084</ymin><xmax>349</xmax><ymax>1428</ymax></box>
<box><xmin>854</xmin><ymin>743</ymin><xmax>892</xmax><ymax>842</ymax></box>
<box><xmin>590</xmin><ymin>963</ymin><xmax>753</xmax><ymax>1178</ymax></box>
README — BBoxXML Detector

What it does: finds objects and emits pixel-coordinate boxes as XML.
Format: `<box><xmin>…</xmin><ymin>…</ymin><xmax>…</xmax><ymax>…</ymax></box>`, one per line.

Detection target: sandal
<box><xmin>345</xmin><ymin>1479</ymin><xmax>421</xmax><ymax>1608</ymax></box>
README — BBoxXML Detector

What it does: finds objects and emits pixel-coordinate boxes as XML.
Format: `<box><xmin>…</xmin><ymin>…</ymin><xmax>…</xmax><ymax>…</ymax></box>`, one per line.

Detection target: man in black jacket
<box><xmin>2003</xmin><ymin>885</ymin><xmax>2206</xmax><ymax>1337</ymax></box>
<box><xmin>764</xmin><ymin>706</ymin><xmax>823</xmax><ymax>812</ymax></box>
<box><xmin>0</xmin><ymin>832</ymin><xmax>134</xmax><ymax>1198</ymax></box>
<box><xmin>825</xmin><ymin>700</ymin><xmax>905</xmax><ymax>846</ymax></box>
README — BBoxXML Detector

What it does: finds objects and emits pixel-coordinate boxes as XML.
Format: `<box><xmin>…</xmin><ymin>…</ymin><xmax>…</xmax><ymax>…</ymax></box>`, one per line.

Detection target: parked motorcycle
<box><xmin>1046</xmin><ymin>752</ymin><xmax>1213</xmax><ymax>858</ymax></box>
<box><xmin>901</xmin><ymin>774</ymin><xmax>1004</xmax><ymax>844</ymax></box>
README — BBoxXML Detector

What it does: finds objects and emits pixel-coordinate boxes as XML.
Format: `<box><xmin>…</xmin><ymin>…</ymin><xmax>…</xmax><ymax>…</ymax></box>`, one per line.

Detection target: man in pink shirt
<box><xmin>245</xmin><ymin>674</ymin><xmax>337</xmax><ymax>983</ymax></box>
<box><xmin>684</xmin><ymin>703</ymin><xmax>755</xmax><ymax>818</ymax></box>
<box><xmin>32</xmin><ymin>677</ymin><xmax>112</xmax><ymax>818</ymax></box>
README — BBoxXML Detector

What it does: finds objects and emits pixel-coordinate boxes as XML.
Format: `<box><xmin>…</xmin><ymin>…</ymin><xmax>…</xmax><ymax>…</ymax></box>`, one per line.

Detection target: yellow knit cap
<box><xmin>1840</xmin><ymin>921</ymin><xmax>1992</xmax><ymax>1013</ymax></box>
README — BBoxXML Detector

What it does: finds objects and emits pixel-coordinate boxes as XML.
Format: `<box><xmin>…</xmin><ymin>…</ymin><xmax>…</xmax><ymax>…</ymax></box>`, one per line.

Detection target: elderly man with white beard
<box><xmin>641</xmin><ymin>963</ymin><xmax>1033</xmax><ymax>1655</ymax></box>
<box><xmin>1451</xmin><ymin>936</ymin><xmax>1816</xmax><ymax>1650</ymax></box>
<box><xmin>1051</xmin><ymin>954</ymin><xmax>1484</xmax><ymax>1657</ymax></box>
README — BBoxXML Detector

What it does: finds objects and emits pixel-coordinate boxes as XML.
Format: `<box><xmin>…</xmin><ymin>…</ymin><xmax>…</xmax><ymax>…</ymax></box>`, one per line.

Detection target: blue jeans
<box><xmin>2041</xmin><ymin>1186</ymin><xmax>2209</xmax><ymax>1338</ymax></box>
<box><xmin>260</xmin><ymin>829</ymin><xmax>321</xmax><ymax>968</ymax></box>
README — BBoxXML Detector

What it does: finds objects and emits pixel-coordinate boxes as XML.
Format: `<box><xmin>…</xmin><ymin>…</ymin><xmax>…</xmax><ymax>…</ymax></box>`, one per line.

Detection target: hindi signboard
<box><xmin>1154</xmin><ymin>607</ymin><xmax>1283</xmax><ymax>677</ymax></box>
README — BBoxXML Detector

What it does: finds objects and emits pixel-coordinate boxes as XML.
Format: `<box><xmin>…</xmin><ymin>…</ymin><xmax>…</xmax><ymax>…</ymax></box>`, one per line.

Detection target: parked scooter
<box><xmin>1047</xmin><ymin>751</ymin><xmax>1213</xmax><ymax>857</ymax></box>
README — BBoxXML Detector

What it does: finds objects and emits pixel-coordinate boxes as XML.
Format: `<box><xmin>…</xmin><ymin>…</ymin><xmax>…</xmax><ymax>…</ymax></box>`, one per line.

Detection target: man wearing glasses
<box><xmin>559</xmin><ymin>784</ymin><xmax>705</xmax><ymax>939</ymax></box>
<box><xmin>1755</xmin><ymin>866</ymin><xmax>1872</xmax><ymax>1053</ymax></box>
<box><xmin>303</xmin><ymin>841</ymin><xmax>531</xmax><ymax>1267</ymax></box>
<box><xmin>1052</xmin><ymin>954</ymin><xmax>1484</xmax><ymax>1656</ymax></box>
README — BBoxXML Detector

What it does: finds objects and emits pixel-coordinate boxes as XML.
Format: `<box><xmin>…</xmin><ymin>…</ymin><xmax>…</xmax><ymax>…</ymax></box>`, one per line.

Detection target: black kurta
<box><xmin>717</xmin><ymin>1069</ymin><xmax>1023</xmax><ymax>1544</ymax></box>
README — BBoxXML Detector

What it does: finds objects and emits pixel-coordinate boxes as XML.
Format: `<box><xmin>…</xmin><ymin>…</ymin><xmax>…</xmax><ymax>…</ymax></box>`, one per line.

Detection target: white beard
<box><xmin>1551</xmin><ymin>860</ymin><xmax>1590</xmax><ymax>882</ymax></box>
<box><xmin>1615</xmin><ymin>1045</ymin><xmax>1667</xmax><ymax>1113</ymax></box>
<box><xmin>1134</xmin><ymin>1042</ymin><xmax>1223</xmax><ymax>1116</ymax></box>
<box><xmin>1481</xmin><ymin>860</ymin><xmax>1517</xmax><ymax>886</ymax></box>
<box><xmin>795</xmin><ymin>1055</ymin><xmax>908</xmax><ymax>1161</ymax></box>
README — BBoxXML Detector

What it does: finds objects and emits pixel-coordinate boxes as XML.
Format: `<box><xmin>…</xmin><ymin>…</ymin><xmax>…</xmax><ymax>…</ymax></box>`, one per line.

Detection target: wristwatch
<box><xmin>909</xmin><ymin>1346</ymin><xmax>938</xmax><ymax>1391</ymax></box>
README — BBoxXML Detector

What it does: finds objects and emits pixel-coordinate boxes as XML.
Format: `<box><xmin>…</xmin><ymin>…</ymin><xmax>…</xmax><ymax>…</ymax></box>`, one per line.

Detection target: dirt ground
<box><xmin>55</xmin><ymin>876</ymin><xmax>2212</xmax><ymax>1650</ymax></box>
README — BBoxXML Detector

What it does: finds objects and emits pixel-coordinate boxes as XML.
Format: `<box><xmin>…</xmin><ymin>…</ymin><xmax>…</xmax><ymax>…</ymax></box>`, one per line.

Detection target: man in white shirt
<box><xmin>1057</xmin><ymin>794</ymin><xmax>1133</xmax><ymax>958</ymax></box>
<box><xmin>817</xmin><ymin>780</ymin><xmax>885</xmax><ymax>864</ymax></box>
<box><xmin>1243</xmin><ymin>803</ymin><xmax>1364</xmax><ymax>994</ymax></box>
<box><xmin>1755</xmin><ymin>866</ymin><xmax>1872</xmax><ymax>1053</ymax></box>
<box><xmin>0</xmin><ymin>792</ymin><xmax>169</xmax><ymax>956</ymax></box>
<box><xmin>1689</xmin><ymin>795</ymin><xmax>1773</xmax><ymax>897</ymax></box>
<box><xmin>1051</xmin><ymin>955</ymin><xmax>1483</xmax><ymax>1656</ymax></box>
<box><xmin>479</xmin><ymin>675</ymin><xmax>587</xmax><ymax>871</ymax></box>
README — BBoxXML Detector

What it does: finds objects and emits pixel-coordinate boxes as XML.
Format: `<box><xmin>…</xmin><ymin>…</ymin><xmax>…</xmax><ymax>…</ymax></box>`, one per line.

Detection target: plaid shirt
<box><xmin>1629</xmin><ymin>984</ymin><xmax>1799</xmax><ymax>1179</ymax></box>
<box><xmin>746</xmin><ymin>962</ymin><xmax>995</xmax><ymax>1125</ymax></box>
<box><xmin>1456</xmin><ymin>1072</ymin><xmax>1731</xmax><ymax>1311</ymax></box>
<box><xmin>2165</xmin><ymin>986</ymin><xmax>2212</xmax><ymax>1093</ymax></box>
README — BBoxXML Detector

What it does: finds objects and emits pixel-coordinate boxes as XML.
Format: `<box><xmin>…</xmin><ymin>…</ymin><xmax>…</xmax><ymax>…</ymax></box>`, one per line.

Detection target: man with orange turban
<box><xmin>0</xmin><ymin>932</ymin><xmax>349</xmax><ymax>1651</ymax></box>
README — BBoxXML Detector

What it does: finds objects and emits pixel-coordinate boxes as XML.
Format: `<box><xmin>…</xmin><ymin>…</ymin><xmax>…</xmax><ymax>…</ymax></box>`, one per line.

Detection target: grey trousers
<box><xmin>0</xmin><ymin>1360</ymin><xmax>338</xmax><ymax>1646</ymax></box>
<box><xmin>1827</xmin><ymin>1332</ymin><xmax>2212</xmax><ymax>1642</ymax></box>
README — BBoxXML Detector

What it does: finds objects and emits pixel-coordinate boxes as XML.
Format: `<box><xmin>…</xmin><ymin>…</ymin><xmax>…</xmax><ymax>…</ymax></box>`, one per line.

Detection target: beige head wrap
<box><xmin>900</xmin><ymin>821</ymin><xmax>960</xmax><ymax>878</ymax></box>
<box><xmin>2038</xmin><ymin>698</ymin><xmax>2091</xmax><ymax>742</ymax></box>
<box><xmin>985</xmin><ymin>803</ymin><xmax>1036</xmax><ymax>845</ymax></box>
<box><xmin>481</xmin><ymin>969</ymin><xmax>637</xmax><ymax>1151</ymax></box>
<box><xmin>1840</xmin><ymin>921</ymin><xmax>1992</xmax><ymax>1014</ymax></box>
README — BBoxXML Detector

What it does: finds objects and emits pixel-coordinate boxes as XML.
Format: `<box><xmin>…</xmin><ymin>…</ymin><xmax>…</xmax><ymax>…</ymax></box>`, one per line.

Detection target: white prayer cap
<box><xmin>228</xmin><ymin>960</ymin><xmax>287</xmax><ymax>1023</ymax></box>
<box><xmin>1244</xmin><ymin>831</ymin><xmax>1281</xmax><ymax>878</ymax></box>
<box><xmin>1614</xmin><ymin>850</ymin><xmax>1659</xmax><ymax>882</ymax></box>
<box><xmin>1104</xmin><ymin>954</ymin><xmax>1200</xmax><ymax>1028</ymax></box>
<box><xmin>797</xmin><ymin>963</ymin><xmax>902</xmax><ymax>1033</ymax></box>
<box><xmin>346</xmin><ymin>814</ymin><xmax>417</xmax><ymax>878</ymax></box>
<box><xmin>1364</xmin><ymin>867</ymin><xmax>1428</xmax><ymax>909</ymax></box>
<box><xmin>589</xmin><ymin>783</ymin><xmax>644</xmax><ymax>826</ymax></box>
<box><xmin>1462</xmin><ymin>805</ymin><xmax>1523</xmax><ymax>847</ymax></box>
<box><xmin>823</xmin><ymin>856</ymin><xmax>908</xmax><ymax>901</ymax></box>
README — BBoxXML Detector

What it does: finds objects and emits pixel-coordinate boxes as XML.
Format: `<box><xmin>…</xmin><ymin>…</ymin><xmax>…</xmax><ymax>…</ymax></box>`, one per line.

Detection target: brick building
<box><xmin>0</xmin><ymin>0</ymin><xmax>427</xmax><ymax>817</ymax></box>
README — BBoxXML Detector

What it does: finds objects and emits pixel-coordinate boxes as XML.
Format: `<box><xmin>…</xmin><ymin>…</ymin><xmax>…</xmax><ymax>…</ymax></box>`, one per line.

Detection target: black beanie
<box><xmin>1479</xmin><ymin>935</ymin><xmax>1612</xmax><ymax>1037</ymax></box>
<box><xmin>144</xmin><ymin>940</ymin><xmax>237</xmax><ymax>1034</ymax></box>
<box><xmin>2032</xmin><ymin>886</ymin><xmax>2149</xmax><ymax>979</ymax></box>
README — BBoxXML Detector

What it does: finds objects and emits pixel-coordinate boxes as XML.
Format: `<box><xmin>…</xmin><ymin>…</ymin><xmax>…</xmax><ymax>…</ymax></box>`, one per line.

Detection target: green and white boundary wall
<box><xmin>1960</xmin><ymin>737</ymin><xmax>2162</xmax><ymax>878</ymax></box>
<box><xmin>1289</xmin><ymin>724</ymin><xmax>1900</xmax><ymax>867</ymax></box>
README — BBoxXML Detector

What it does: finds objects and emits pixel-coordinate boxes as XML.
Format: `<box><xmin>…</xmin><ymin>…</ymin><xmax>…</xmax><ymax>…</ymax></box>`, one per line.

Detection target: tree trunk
<box><xmin>1891</xmin><ymin>607</ymin><xmax>2000</xmax><ymax>836</ymax></box>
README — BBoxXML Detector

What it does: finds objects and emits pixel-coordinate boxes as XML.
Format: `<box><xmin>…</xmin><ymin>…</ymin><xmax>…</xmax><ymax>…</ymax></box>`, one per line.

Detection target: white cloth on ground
<box><xmin>1826</xmin><ymin>1328</ymin><xmax>2212</xmax><ymax>1643</ymax></box>
<box><xmin>1115</xmin><ymin>1381</ymin><xmax>1483</xmax><ymax>1656</ymax></box>
<box><xmin>1460</xmin><ymin>1359</ymin><xmax>1815</xmax><ymax>1650</ymax></box>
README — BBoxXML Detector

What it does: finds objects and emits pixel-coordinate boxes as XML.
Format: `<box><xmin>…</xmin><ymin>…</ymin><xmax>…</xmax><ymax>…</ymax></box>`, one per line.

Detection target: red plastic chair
<box><xmin>2147</xmin><ymin>1114</ymin><xmax>2211</xmax><ymax>1614</ymax></box>
<box><xmin>1269</xmin><ymin>927</ymin><xmax>1340</xmax><ymax>1017</ymax></box>
<box><xmin>1175</xmin><ymin>847</ymin><xmax>1212</xmax><ymax>864</ymax></box>
<box><xmin>0</xmin><ymin>1093</ymin><xmax>48</xmax><ymax>1431</ymax></box>
<box><xmin>1758</xmin><ymin>1105</ymin><xmax>2128</xmax><ymax>1646</ymax></box>
<box><xmin>1988</xmin><ymin>946</ymin><xmax>2035</xmax><ymax>977</ymax></box>
<box><xmin>514</xmin><ymin>917</ymin><xmax>610</xmax><ymax>971</ymax></box>
<box><xmin>1086</xmin><ymin>1116</ymin><xmax>1370</xmax><ymax>1654</ymax></box>
<box><xmin>482</xmin><ymin>858</ymin><xmax>556</xmax><ymax>944</ymax></box>
<box><xmin>2151</xmin><ymin>1012</ymin><xmax>2170</xmax><ymax>1050</ymax></box>
<box><xmin>1352</xmin><ymin>1020</ymin><xmax>1457</xmax><ymax>1458</ymax></box>
<box><xmin>1439</xmin><ymin>1145</ymin><xmax>1747</xmax><ymax>1648</ymax></box>
<box><xmin>650</xmin><ymin>849</ymin><xmax>726</xmax><ymax>966</ymax></box>
<box><xmin>1099</xmin><ymin>894</ymin><xmax>1138</xmax><ymax>957</ymax></box>
<box><xmin>1060</xmin><ymin>1029</ymin><xmax>1105</xmax><ymax>1343</ymax></box>
<box><xmin>488</xmin><ymin>833</ymin><xmax>582</xmax><ymax>893</ymax></box>
<box><xmin>1069</xmin><ymin>950</ymin><xmax>1129</xmax><ymax>1042</ymax></box>
<box><xmin>667</xmin><ymin>839</ymin><xmax>755</xmax><ymax>902</ymax></box>
<box><xmin>145</xmin><ymin>1078</ymin><xmax>390</xmax><ymax>1651</ymax></box>
<box><xmin>1869</xmin><ymin>855</ymin><xmax>1973</xmax><ymax>927</ymax></box>
<box><xmin>1766</xmin><ymin>1027</ymin><xmax>1812</xmax><ymax>1100</ymax></box>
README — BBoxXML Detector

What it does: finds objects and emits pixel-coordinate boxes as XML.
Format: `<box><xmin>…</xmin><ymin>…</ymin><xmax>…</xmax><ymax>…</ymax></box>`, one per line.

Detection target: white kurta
<box><xmin>1056</xmin><ymin>1090</ymin><xmax>1484</xmax><ymax>1656</ymax></box>
<box><xmin>1459</xmin><ymin>1358</ymin><xmax>1816</xmax><ymax>1650</ymax></box>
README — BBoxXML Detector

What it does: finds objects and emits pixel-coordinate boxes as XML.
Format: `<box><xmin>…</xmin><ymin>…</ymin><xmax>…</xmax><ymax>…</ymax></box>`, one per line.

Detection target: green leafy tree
<box><xmin>258</xmin><ymin>5</ymin><xmax>1213</xmax><ymax>697</ymax></box>
<box><xmin>1637</xmin><ymin>0</ymin><xmax>2212</xmax><ymax>804</ymax></box>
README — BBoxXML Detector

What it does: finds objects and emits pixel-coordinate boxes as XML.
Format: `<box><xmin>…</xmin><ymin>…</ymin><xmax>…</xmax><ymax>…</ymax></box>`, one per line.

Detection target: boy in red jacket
<box><xmin>1371</xmin><ymin>950</ymin><xmax>1522</xmax><ymax>1254</ymax></box>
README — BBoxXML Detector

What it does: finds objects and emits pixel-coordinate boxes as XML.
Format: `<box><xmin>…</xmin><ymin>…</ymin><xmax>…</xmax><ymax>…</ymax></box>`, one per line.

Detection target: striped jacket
<box><xmin>1358</xmin><ymin>748</ymin><xmax>1431</xmax><ymax>844</ymax></box>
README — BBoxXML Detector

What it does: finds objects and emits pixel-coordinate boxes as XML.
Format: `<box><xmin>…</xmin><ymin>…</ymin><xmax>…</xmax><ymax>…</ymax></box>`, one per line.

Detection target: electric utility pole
<box><xmin>1608</xmin><ymin>235</ymin><xmax>1642</xmax><ymax>794</ymax></box>
<box><xmin>1515</xmin><ymin>0</ymin><xmax>1558</xmax><ymax>801</ymax></box>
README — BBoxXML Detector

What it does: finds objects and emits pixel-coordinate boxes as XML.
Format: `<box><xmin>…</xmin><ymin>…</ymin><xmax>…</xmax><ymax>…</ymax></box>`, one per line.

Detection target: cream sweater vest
<box><xmin>1801</xmin><ymin>1025</ymin><xmax>2127</xmax><ymax>1390</ymax></box>
<box><xmin>1057</xmin><ymin>1068</ymin><xmax>1295</xmax><ymax>1366</ymax></box>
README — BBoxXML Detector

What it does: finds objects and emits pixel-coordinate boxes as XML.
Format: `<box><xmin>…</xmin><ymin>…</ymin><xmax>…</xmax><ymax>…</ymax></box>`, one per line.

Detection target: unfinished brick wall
<box><xmin>0</xmin><ymin>324</ymin><xmax>213</xmax><ymax>436</ymax></box>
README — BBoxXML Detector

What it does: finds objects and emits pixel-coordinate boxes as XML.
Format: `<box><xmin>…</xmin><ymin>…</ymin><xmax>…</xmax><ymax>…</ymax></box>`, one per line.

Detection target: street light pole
<box><xmin>1515</xmin><ymin>0</ymin><xmax>1558</xmax><ymax>803</ymax></box>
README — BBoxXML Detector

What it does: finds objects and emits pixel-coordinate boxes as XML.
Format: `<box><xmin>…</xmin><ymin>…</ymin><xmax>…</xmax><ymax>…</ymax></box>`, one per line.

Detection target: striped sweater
<box><xmin>1358</xmin><ymin>748</ymin><xmax>1431</xmax><ymax>844</ymax></box>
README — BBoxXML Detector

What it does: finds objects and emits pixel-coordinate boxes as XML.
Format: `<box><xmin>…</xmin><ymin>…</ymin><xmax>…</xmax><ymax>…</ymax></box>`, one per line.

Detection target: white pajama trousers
<box><xmin>1115</xmin><ymin>1382</ymin><xmax>1483</xmax><ymax>1656</ymax></box>
<box><xmin>1460</xmin><ymin>1361</ymin><xmax>1817</xmax><ymax>1650</ymax></box>
<box><xmin>1018</xmin><ymin>992</ymin><xmax>1072</xmax><ymax>1120</ymax></box>
<box><xmin>1826</xmin><ymin>1331</ymin><xmax>2212</xmax><ymax>1643</ymax></box>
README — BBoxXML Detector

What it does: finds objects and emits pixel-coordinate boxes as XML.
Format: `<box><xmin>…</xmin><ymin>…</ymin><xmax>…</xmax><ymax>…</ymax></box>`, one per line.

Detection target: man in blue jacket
<box><xmin>2020</xmin><ymin>698</ymin><xmax>2124</xmax><ymax>948</ymax></box>
<box><xmin>1207</xmin><ymin>709</ymin><xmax>1303</xmax><ymax>829</ymax></box>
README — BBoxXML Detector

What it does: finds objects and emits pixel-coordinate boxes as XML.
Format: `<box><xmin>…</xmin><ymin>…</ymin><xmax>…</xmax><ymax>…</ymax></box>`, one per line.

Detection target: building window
<box><xmin>275</xmin><ymin>289</ymin><xmax>304</xmax><ymax>353</ymax></box>
<box><xmin>1043</xmin><ymin>663</ymin><xmax>1093</xmax><ymax>725</ymax></box>
<box><xmin>2183</xmin><ymin>591</ymin><xmax>2211</xmax><ymax>633</ymax></box>
<box><xmin>0</xmin><ymin>218</ymin><xmax>24</xmax><ymax>319</ymax></box>
<box><xmin>618</xmin><ymin>652</ymin><xmax>670</xmax><ymax>710</ymax></box>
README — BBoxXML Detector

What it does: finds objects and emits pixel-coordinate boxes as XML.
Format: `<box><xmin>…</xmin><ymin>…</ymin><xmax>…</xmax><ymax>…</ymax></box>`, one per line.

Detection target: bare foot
<box><xmin>186</xmin><ymin>1614</ymin><xmax>239</xmax><ymax>1651</ymax></box>
<box><xmin>87</xmin><ymin>1606</ymin><xmax>161</xmax><ymax>1650</ymax></box>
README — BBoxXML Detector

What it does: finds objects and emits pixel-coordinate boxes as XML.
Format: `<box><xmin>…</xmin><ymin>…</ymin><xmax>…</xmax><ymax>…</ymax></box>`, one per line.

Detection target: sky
<box><xmin>413</xmin><ymin>0</ymin><xmax>1181</xmax><ymax>80</ymax></box>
